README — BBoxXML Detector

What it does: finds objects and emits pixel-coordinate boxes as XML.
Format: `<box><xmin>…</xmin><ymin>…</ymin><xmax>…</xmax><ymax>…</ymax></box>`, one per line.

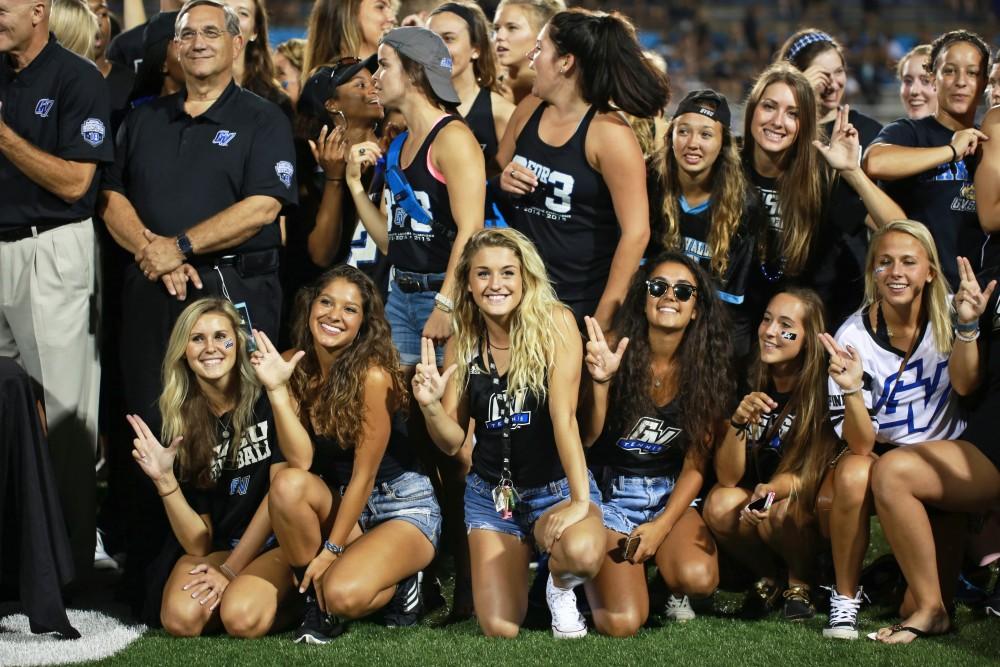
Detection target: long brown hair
<box><xmin>656</xmin><ymin>103</ymin><xmax>748</xmax><ymax>278</ymax></box>
<box><xmin>289</xmin><ymin>266</ymin><xmax>407</xmax><ymax>449</ymax></box>
<box><xmin>430</xmin><ymin>1</ymin><xmax>501</xmax><ymax>92</ymax></box>
<box><xmin>160</xmin><ymin>299</ymin><xmax>261</xmax><ymax>489</ymax></box>
<box><xmin>748</xmin><ymin>288</ymin><xmax>837</xmax><ymax>506</ymax></box>
<box><xmin>239</xmin><ymin>0</ymin><xmax>284</xmax><ymax>104</ymax></box>
<box><xmin>303</xmin><ymin>0</ymin><xmax>363</xmax><ymax>75</ymax></box>
<box><xmin>741</xmin><ymin>63</ymin><xmax>829</xmax><ymax>276</ymax></box>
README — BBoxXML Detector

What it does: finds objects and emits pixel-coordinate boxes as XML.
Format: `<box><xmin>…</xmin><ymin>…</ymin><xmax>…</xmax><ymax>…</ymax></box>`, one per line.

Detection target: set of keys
<box><xmin>492</xmin><ymin>479</ymin><xmax>520</xmax><ymax>520</ymax></box>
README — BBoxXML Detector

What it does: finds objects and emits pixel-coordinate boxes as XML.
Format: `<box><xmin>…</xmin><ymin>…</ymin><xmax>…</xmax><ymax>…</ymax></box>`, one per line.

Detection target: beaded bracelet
<box><xmin>955</xmin><ymin>329</ymin><xmax>981</xmax><ymax>343</ymax></box>
<box><xmin>841</xmin><ymin>383</ymin><xmax>864</xmax><ymax>396</ymax></box>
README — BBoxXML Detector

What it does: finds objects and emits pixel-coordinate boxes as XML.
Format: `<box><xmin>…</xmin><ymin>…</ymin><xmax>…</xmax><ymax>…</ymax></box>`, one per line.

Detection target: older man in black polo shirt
<box><xmin>1</xmin><ymin>0</ymin><xmax>113</xmax><ymax>573</ymax></box>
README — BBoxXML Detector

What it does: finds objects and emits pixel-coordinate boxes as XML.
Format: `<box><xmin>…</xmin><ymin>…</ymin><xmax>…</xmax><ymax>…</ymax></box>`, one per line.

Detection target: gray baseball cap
<box><xmin>380</xmin><ymin>27</ymin><xmax>460</xmax><ymax>106</ymax></box>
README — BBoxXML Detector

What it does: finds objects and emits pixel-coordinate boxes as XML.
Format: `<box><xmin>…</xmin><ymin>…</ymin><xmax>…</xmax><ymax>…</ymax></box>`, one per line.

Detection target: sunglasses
<box><xmin>329</xmin><ymin>56</ymin><xmax>362</xmax><ymax>81</ymax></box>
<box><xmin>645</xmin><ymin>279</ymin><xmax>696</xmax><ymax>302</ymax></box>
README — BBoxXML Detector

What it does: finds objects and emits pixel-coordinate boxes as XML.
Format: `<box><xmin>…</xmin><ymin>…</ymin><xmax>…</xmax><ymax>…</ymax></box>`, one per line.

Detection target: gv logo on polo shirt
<box><xmin>275</xmin><ymin>160</ymin><xmax>294</xmax><ymax>189</ymax></box>
<box><xmin>212</xmin><ymin>130</ymin><xmax>237</xmax><ymax>147</ymax></box>
<box><xmin>35</xmin><ymin>99</ymin><xmax>55</xmax><ymax>117</ymax></box>
<box><xmin>80</xmin><ymin>118</ymin><xmax>106</xmax><ymax>147</ymax></box>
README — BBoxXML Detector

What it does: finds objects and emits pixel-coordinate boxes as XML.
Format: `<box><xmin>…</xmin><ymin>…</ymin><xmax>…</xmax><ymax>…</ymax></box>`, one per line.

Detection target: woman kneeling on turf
<box><xmin>252</xmin><ymin>266</ymin><xmax>441</xmax><ymax>644</ymax></box>
<box><xmin>413</xmin><ymin>228</ymin><xmax>606</xmax><ymax>639</ymax></box>
<box><xmin>704</xmin><ymin>288</ymin><xmax>839</xmax><ymax>621</ymax></box>
<box><xmin>581</xmin><ymin>252</ymin><xmax>733</xmax><ymax>635</ymax></box>
<box><xmin>131</xmin><ymin>298</ymin><xmax>295</xmax><ymax>638</ymax></box>
<box><xmin>818</xmin><ymin>220</ymin><xmax>965</xmax><ymax>640</ymax></box>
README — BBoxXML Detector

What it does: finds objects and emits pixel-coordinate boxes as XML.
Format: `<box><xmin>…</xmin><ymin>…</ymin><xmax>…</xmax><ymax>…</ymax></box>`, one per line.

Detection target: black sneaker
<box><xmin>741</xmin><ymin>578</ymin><xmax>782</xmax><ymax>619</ymax></box>
<box><xmin>783</xmin><ymin>584</ymin><xmax>815</xmax><ymax>621</ymax></box>
<box><xmin>294</xmin><ymin>594</ymin><xmax>345</xmax><ymax>644</ymax></box>
<box><xmin>384</xmin><ymin>572</ymin><xmax>422</xmax><ymax>628</ymax></box>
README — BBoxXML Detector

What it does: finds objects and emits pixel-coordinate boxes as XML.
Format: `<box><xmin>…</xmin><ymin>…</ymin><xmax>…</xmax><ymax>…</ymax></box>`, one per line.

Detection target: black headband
<box><xmin>433</xmin><ymin>3</ymin><xmax>479</xmax><ymax>34</ymax></box>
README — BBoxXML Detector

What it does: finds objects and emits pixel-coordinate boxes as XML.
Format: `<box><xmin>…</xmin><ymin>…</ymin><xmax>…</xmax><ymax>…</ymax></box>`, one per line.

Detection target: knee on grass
<box><xmin>594</xmin><ymin>609</ymin><xmax>645</xmax><ymax>637</ymax></box>
<box><xmin>668</xmin><ymin>560</ymin><xmax>718</xmax><ymax>599</ymax></box>
<box><xmin>220</xmin><ymin>593</ymin><xmax>276</xmax><ymax>638</ymax></box>
<box><xmin>478</xmin><ymin>615</ymin><xmax>521</xmax><ymax>639</ymax></box>
<box><xmin>161</xmin><ymin>600</ymin><xmax>211</xmax><ymax>638</ymax></box>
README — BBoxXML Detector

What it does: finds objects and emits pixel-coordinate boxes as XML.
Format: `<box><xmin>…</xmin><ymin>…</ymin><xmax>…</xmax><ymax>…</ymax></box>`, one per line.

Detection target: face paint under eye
<box><xmin>224</xmin><ymin>339</ymin><xmax>235</xmax><ymax>349</ymax></box>
<box><xmin>780</xmin><ymin>331</ymin><xmax>797</xmax><ymax>341</ymax></box>
<box><xmin>874</xmin><ymin>266</ymin><xmax>887</xmax><ymax>275</ymax></box>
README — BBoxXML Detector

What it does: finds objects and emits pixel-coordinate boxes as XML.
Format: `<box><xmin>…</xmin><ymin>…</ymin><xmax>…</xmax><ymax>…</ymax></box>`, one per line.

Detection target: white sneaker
<box><xmin>823</xmin><ymin>586</ymin><xmax>863</xmax><ymax>640</ymax></box>
<box><xmin>545</xmin><ymin>574</ymin><xmax>587</xmax><ymax>639</ymax></box>
<box><xmin>665</xmin><ymin>594</ymin><xmax>696</xmax><ymax>622</ymax></box>
<box><xmin>94</xmin><ymin>529</ymin><xmax>119</xmax><ymax>571</ymax></box>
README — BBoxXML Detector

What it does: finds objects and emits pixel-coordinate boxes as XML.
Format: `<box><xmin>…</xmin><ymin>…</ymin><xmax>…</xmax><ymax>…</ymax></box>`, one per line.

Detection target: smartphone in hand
<box><xmin>623</xmin><ymin>534</ymin><xmax>641</xmax><ymax>561</ymax></box>
<box><xmin>746</xmin><ymin>491</ymin><xmax>776</xmax><ymax>513</ymax></box>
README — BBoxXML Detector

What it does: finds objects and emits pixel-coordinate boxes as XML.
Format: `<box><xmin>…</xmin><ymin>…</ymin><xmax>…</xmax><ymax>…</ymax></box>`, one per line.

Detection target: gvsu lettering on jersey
<box><xmin>874</xmin><ymin>358</ymin><xmax>949</xmax><ymax>435</ymax></box>
<box><xmin>229</xmin><ymin>475</ymin><xmax>250</xmax><ymax>496</ymax></box>
<box><xmin>485</xmin><ymin>388</ymin><xmax>532</xmax><ymax>431</ymax></box>
<box><xmin>212</xmin><ymin>130</ymin><xmax>237</xmax><ymax>147</ymax></box>
<box><xmin>209</xmin><ymin>419</ymin><xmax>272</xmax><ymax>479</ymax></box>
<box><xmin>512</xmin><ymin>155</ymin><xmax>575</xmax><ymax>216</ymax></box>
<box><xmin>616</xmin><ymin>417</ymin><xmax>681</xmax><ymax>455</ymax></box>
<box><xmin>35</xmin><ymin>99</ymin><xmax>54</xmax><ymax>117</ymax></box>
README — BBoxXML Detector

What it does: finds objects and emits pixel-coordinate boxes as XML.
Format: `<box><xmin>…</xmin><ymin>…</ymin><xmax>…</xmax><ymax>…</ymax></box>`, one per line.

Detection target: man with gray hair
<box><xmin>0</xmin><ymin>0</ymin><xmax>112</xmax><ymax>576</ymax></box>
<box><xmin>99</xmin><ymin>0</ymin><xmax>296</xmax><ymax>615</ymax></box>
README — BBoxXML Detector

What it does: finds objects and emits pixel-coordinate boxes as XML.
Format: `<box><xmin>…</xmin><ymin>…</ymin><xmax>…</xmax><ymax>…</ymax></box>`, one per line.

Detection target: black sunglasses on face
<box><xmin>645</xmin><ymin>279</ymin><xmax>697</xmax><ymax>302</ymax></box>
<box><xmin>329</xmin><ymin>56</ymin><xmax>362</xmax><ymax>80</ymax></box>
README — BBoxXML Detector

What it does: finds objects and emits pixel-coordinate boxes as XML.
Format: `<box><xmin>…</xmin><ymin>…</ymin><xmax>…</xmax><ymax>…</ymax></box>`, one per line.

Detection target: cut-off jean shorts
<box><xmin>341</xmin><ymin>470</ymin><xmax>442</xmax><ymax>549</ymax></box>
<box><xmin>464</xmin><ymin>471</ymin><xmax>602</xmax><ymax>542</ymax></box>
<box><xmin>385</xmin><ymin>270</ymin><xmax>446</xmax><ymax>367</ymax></box>
<box><xmin>599</xmin><ymin>473</ymin><xmax>692</xmax><ymax>535</ymax></box>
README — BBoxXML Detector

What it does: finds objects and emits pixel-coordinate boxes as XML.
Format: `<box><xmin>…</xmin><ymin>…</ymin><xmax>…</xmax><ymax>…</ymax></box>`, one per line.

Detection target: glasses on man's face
<box><xmin>177</xmin><ymin>26</ymin><xmax>226</xmax><ymax>42</ymax></box>
<box><xmin>645</xmin><ymin>279</ymin><xmax>696</xmax><ymax>302</ymax></box>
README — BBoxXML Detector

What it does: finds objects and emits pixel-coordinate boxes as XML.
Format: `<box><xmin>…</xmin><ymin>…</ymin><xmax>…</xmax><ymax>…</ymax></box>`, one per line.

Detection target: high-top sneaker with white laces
<box><xmin>545</xmin><ymin>574</ymin><xmax>587</xmax><ymax>639</ymax></box>
<box><xmin>665</xmin><ymin>594</ymin><xmax>696</xmax><ymax>621</ymax></box>
<box><xmin>823</xmin><ymin>586</ymin><xmax>864</xmax><ymax>639</ymax></box>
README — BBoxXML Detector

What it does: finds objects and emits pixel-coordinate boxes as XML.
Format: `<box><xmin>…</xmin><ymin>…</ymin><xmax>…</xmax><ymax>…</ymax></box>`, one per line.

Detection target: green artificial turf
<box><xmin>85</xmin><ymin>521</ymin><xmax>1000</xmax><ymax>666</ymax></box>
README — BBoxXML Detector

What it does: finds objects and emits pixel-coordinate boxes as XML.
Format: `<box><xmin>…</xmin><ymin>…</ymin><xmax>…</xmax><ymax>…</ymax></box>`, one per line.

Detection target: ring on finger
<box><xmin>359</xmin><ymin>147</ymin><xmax>366</xmax><ymax>155</ymax></box>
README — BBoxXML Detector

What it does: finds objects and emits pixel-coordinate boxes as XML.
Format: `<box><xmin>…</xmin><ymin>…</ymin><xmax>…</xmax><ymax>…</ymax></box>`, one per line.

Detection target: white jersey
<box><xmin>828</xmin><ymin>310</ymin><xmax>965</xmax><ymax>445</ymax></box>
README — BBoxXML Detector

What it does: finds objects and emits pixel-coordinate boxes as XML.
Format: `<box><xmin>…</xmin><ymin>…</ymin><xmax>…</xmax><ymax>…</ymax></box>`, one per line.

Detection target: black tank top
<box><xmin>464</xmin><ymin>88</ymin><xmax>498</xmax><ymax>166</ymax></box>
<box><xmin>510</xmin><ymin>103</ymin><xmax>618</xmax><ymax>302</ymax></box>
<box><xmin>308</xmin><ymin>412</ymin><xmax>415</xmax><ymax>487</ymax></box>
<box><xmin>591</xmin><ymin>399</ymin><xmax>689</xmax><ymax>477</ymax></box>
<box><xmin>468</xmin><ymin>350</ymin><xmax>564</xmax><ymax>487</ymax></box>
<box><xmin>386</xmin><ymin>115</ymin><xmax>461</xmax><ymax>273</ymax></box>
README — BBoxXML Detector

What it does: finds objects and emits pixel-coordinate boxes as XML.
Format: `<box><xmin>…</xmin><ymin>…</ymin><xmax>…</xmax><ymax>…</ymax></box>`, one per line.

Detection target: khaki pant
<box><xmin>0</xmin><ymin>219</ymin><xmax>99</xmax><ymax>575</ymax></box>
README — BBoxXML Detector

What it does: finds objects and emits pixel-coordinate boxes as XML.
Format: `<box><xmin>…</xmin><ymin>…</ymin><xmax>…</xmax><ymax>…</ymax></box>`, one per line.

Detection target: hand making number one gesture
<box><xmin>583</xmin><ymin>315</ymin><xmax>629</xmax><ymax>384</ymax></box>
<box><xmin>954</xmin><ymin>256</ymin><xmax>997</xmax><ymax>326</ymax></box>
<box><xmin>818</xmin><ymin>332</ymin><xmax>864</xmax><ymax>392</ymax></box>
<box><xmin>412</xmin><ymin>336</ymin><xmax>457</xmax><ymax>408</ymax></box>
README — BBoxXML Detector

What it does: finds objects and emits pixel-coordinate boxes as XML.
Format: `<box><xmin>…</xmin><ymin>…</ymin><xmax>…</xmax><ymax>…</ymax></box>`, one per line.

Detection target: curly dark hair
<box><xmin>608</xmin><ymin>251</ymin><xmax>736</xmax><ymax>462</ymax></box>
<box><xmin>289</xmin><ymin>265</ymin><xmax>407</xmax><ymax>449</ymax></box>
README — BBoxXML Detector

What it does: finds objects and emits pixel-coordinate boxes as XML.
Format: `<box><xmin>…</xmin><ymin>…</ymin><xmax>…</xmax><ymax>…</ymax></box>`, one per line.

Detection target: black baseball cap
<box><xmin>143</xmin><ymin>11</ymin><xmax>179</xmax><ymax>50</ymax></box>
<box><xmin>297</xmin><ymin>55</ymin><xmax>377</xmax><ymax>119</ymax></box>
<box><xmin>380</xmin><ymin>27</ymin><xmax>460</xmax><ymax>105</ymax></box>
<box><xmin>673</xmin><ymin>89</ymin><xmax>731</xmax><ymax>128</ymax></box>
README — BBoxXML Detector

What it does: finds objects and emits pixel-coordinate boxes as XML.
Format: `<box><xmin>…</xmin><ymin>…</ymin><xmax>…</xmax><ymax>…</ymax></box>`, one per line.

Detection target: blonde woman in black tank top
<box><xmin>496</xmin><ymin>9</ymin><xmax>669</xmax><ymax>330</ymax></box>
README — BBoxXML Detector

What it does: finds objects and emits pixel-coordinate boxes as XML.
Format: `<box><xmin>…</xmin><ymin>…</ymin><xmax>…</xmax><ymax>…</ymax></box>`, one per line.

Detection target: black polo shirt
<box><xmin>103</xmin><ymin>79</ymin><xmax>297</xmax><ymax>254</ymax></box>
<box><xmin>0</xmin><ymin>35</ymin><xmax>113</xmax><ymax>228</ymax></box>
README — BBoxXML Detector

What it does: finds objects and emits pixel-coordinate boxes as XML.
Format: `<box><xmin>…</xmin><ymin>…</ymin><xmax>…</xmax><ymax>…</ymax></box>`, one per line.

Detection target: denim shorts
<box><xmin>600</xmin><ymin>474</ymin><xmax>686</xmax><ymax>535</ymax></box>
<box><xmin>464</xmin><ymin>471</ymin><xmax>602</xmax><ymax>541</ymax></box>
<box><xmin>385</xmin><ymin>270</ymin><xmax>446</xmax><ymax>367</ymax></box>
<box><xmin>348</xmin><ymin>470</ymin><xmax>442</xmax><ymax>549</ymax></box>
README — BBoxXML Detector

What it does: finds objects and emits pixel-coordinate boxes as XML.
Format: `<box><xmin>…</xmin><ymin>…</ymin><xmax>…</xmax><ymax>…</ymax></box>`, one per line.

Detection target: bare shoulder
<box><xmin>981</xmin><ymin>107</ymin><xmax>1000</xmax><ymax>135</ymax></box>
<box><xmin>491</xmin><ymin>91</ymin><xmax>517</xmax><ymax>118</ymax></box>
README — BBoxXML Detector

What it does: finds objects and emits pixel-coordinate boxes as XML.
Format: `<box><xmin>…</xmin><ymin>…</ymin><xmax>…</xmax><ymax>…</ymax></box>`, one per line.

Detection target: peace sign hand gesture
<box><xmin>583</xmin><ymin>315</ymin><xmax>629</xmax><ymax>384</ymax></box>
<box><xmin>412</xmin><ymin>336</ymin><xmax>457</xmax><ymax>408</ymax></box>
<box><xmin>818</xmin><ymin>333</ymin><xmax>864</xmax><ymax>392</ymax></box>
<box><xmin>954</xmin><ymin>256</ymin><xmax>997</xmax><ymax>325</ymax></box>
<box><xmin>250</xmin><ymin>329</ymin><xmax>305</xmax><ymax>391</ymax></box>
<box><xmin>814</xmin><ymin>104</ymin><xmax>861</xmax><ymax>173</ymax></box>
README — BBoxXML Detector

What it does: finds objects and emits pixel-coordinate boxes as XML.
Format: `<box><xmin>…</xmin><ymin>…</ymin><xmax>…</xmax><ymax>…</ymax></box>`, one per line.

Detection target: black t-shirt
<box><xmin>107</xmin><ymin>22</ymin><xmax>145</xmax><ymax>72</ymax></box>
<box><xmin>1</xmin><ymin>35</ymin><xmax>113</xmax><ymax>227</ymax></box>
<box><xmin>105</xmin><ymin>61</ymin><xmax>135</xmax><ymax>136</ymax></box>
<box><xmin>469</xmin><ymin>351</ymin><xmax>564</xmax><ymax>487</ymax></box>
<box><xmin>308</xmin><ymin>411</ymin><xmax>417</xmax><ymax>488</ymax></box>
<box><xmin>509</xmin><ymin>103</ymin><xmax>619</xmax><ymax>303</ymax></box>
<box><xmin>103</xmin><ymin>79</ymin><xmax>297</xmax><ymax>254</ymax></box>
<box><xmin>187</xmin><ymin>396</ymin><xmax>280</xmax><ymax>552</ymax></box>
<box><xmin>739</xmin><ymin>389</ymin><xmax>795</xmax><ymax>488</ymax></box>
<box><xmin>464</xmin><ymin>87</ymin><xmax>498</xmax><ymax>167</ymax></box>
<box><xmin>385</xmin><ymin>116</ymin><xmax>462</xmax><ymax>274</ymax></box>
<box><xmin>822</xmin><ymin>108</ymin><xmax>882</xmax><ymax>152</ymax></box>
<box><xmin>591</xmin><ymin>399</ymin><xmax>689</xmax><ymax>477</ymax></box>
<box><xmin>872</xmin><ymin>116</ymin><xmax>989</xmax><ymax>289</ymax></box>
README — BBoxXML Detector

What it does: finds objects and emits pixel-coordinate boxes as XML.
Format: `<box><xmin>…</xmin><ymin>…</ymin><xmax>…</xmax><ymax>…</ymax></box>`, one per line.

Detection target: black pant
<box><xmin>109</xmin><ymin>257</ymin><xmax>281</xmax><ymax>614</ymax></box>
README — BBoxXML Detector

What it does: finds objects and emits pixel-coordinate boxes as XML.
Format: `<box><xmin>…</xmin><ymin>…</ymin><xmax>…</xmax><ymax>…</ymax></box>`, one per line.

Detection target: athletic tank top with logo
<box><xmin>510</xmin><ymin>103</ymin><xmax>618</xmax><ymax>302</ymax></box>
<box><xmin>591</xmin><ymin>399</ymin><xmax>689</xmax><ymax>477</ymax></box>
<box><xmin>385</xmin><ymin>116</ymin><xmax>461</xmax><ymax>274</ymax></box>
<box><xmin>464</xmin><ymin>87</ymin><xmax>498</xmax><ymax>167</ymax></box>
<box><xmin>468</xmin><ymin>350</ymin><xmax>564</xmax><ymax>487</ymax></box>
<box><xmin>308</xmin><ymin>412</ymin><xmax>415</xmax><ymax>487</ymax></box>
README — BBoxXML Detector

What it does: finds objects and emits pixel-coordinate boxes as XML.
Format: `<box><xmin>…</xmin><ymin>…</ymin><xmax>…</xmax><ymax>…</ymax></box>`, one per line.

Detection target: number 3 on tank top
<box><xmin>545</xmin><ymin>171</ymin><xmax>575</xmax><ymax>215</ymax></box>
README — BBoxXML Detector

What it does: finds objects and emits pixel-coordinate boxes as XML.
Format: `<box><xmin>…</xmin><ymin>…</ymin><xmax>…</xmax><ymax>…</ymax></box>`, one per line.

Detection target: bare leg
<box><xmin>585</xmin><ymin>529</ymin><xmax>649</xmax><ymax>637</ymax></box>
<box><xmin>160</xmin><ymin>551</ymin><xmax>229</xmax><ymax>637</ymax></box>
<box><xmin>758</xmin><ymin>497</ymin><xmax>817</xmax><ymax>587</ymax></box>
<box><xmin>321</xmin><ymin>519</ymin><xmax>436</xmax><ymax>619</ymax></box>
<box><xmin>267</xmin><ymin>468</ymin><xmax>338</xmax><ymax>568</ymax></box>
<box><xmin>871</xmin><ymin>440</ymin><xmax>1000</xmax><ymax>644</ymax></box>
<box><xmin>703</xmin><ymin>485</ymin><xmax>778</xmax><ymax>581</ymax></box>
<box><xmin>468</xmin><ymin>529</ymin><xmax>533</xmax><ymax>637</ymax></box>
<box><xmin>829</xmin><ymin>453</ymin><xmax>876</xmax><ymax>595</ymax></box>
<box><xmin>219</xmin><ymin>546</ymin><xmax>299</xmax><ymax>638</ymax></box>
<box><xmin>656</xmin><ymin>507</ymin><xmax>719</xmax><ymax>599</ymax></box>
<box><xmin>533</xmin><ymin>500</ymin><xmax>606</xmax><ymax>585</ymax></box>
